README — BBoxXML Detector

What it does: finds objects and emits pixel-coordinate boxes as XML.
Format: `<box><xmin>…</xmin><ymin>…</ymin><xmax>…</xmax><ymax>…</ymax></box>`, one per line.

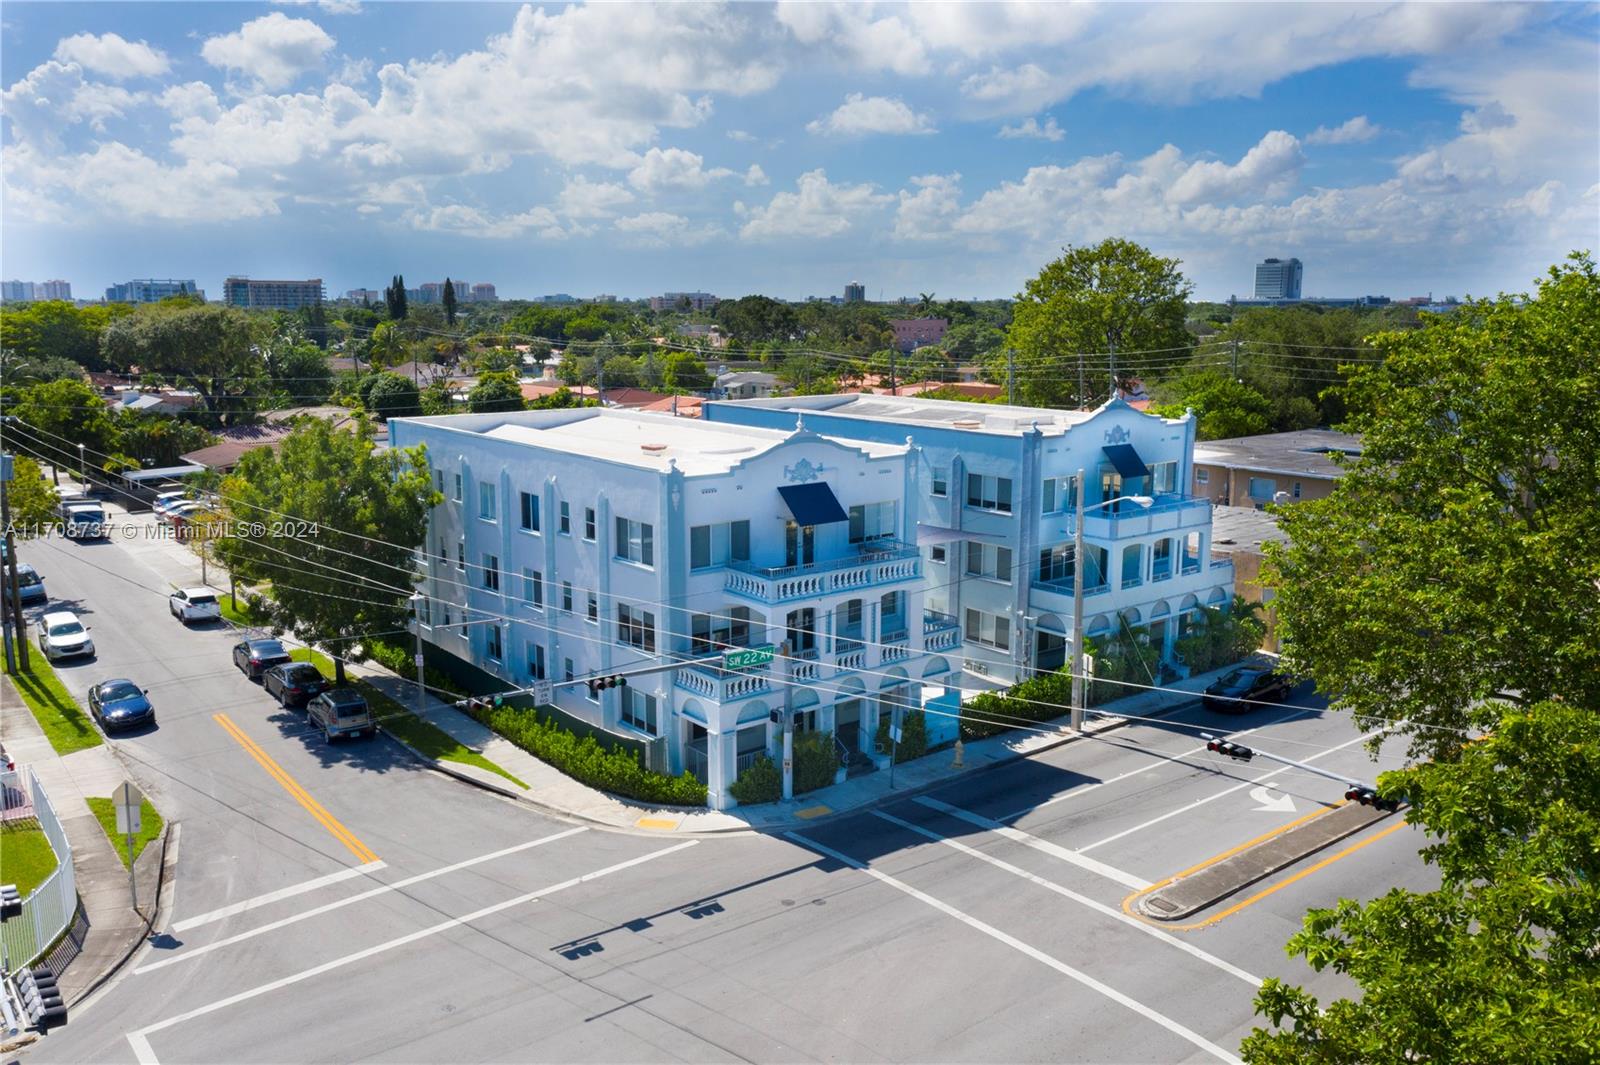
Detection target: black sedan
<box><xmin>263</xmin><ymin>662</ymin><xmax>331</xmax><ymax>708</ymax></box>
<box><xmin>88</xmin><ymin>678</ymin><xmax>155</xmax><ymax>733</ymax></box>
<box><xmin>233</xmin><ymin>639</ymin><xmax>293</xmax><ymax>680</ymax></box>
<box><xmin>1202</xmin><ymin>664</ymin><xmax>1294</xmax><ymax>712</ymax></box>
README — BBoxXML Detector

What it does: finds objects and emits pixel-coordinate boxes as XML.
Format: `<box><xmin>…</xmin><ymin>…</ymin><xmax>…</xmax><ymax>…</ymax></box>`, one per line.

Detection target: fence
<box><xmin>0</xmin><ymin>768</ymin><xmax>77</xmax><ymax>969</ymax></box>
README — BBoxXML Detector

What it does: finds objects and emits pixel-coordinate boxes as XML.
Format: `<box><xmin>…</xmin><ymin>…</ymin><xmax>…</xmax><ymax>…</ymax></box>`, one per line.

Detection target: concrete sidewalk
<box><xmin>0</xmin><ymin>673</ymin><xmax>168</xmax><ymax>1004</ymax></box>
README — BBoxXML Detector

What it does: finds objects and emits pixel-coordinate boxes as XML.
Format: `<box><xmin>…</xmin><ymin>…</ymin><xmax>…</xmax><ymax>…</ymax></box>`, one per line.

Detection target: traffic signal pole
<box><xmin>1200</xmin><ymin>730</ymin><xmax>1383</xmax><ymax>792</ymax></box>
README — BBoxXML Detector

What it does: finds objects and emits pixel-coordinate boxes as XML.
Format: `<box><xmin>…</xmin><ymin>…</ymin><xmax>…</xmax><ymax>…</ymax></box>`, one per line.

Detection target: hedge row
<box><xmin>960</xmin><ymin>669</ymin><xmax>1076</xmax><ymax>740</ymax></box>
<box><xmin>364</xmin><ymin>638</ymin><xmax>469</xmax><ymax>701</ymax></box>
<box><xmin>874</xmin><ymin>708</ymin><xmax>929</xmax><ymax>763</ymax></box>
<box><xmin>469</xmin><ymin>703</ymin><xmax>707</xmax><ymax>807</ymax></box>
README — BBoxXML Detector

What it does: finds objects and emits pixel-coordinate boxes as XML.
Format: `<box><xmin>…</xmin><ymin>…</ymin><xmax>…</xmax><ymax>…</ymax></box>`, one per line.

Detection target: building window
<box><xmin>478</xmin><ymin>481</ymin><xmax>496</xmax><ymax>521</ymax></box>
<box><xmin>691</xmin><ymin>607</ymin><xmax>752</xmax><ymax>653</ymax></box>
<box><xmin>1042</xmin><ymin>475</ymin><xmax>1079</xmax><ymax>514</ymax></box>
<box><xmin>486</xmin><ymin>626</ymin><xmax>503</xmax><ymax>661</ymax></box>
<box><xmin>587</xmin><ymin>592</ymin><xmax>598</xmax><ymax>623</ymax></box>
<box><xmin>1292</xmin><ymin>481</ymin><xmax>1303</xmax><ymax>499</ymax></box>
<box><xmin>690</xmin><ymin>521</ymin><xmax>750</xmax><ymax>569</ymax></box>
<box><xmin>562</xmin><ymin>581</ymin><xmax>573</xmax><ymax>613</ymax></box>
<box><xmin>618</xmin><ymin>604</ymin><xmax>655</xmax><ymax>652</ymax></box>
<box><xmin>521</xmin><ymin>568</ymin><xmax>543</xmax><ymax>607</ymax></box>
<box><xmin>930</xmin><ymin>545</ymin><xmax>946</xmax><ymax>564</ymax></box>
<box><xmin>622</xmin><ymin>689</ymin><xmax>658</xmax><ymax>736</ymax></box>
<box><xmin>583</xmin><ymin>507</ymin><xmax>596</xmax><ymax>541</ymax></box>
<box><xmin>1248</xmin><ymin>476</ymin><xmax>1277</xmax><ymax>501</ymax></box>
<box><xmin>931</xmin><ymin>468</ymin><xmax>948</xmax><ymax>497</ymax></box>
<box><xmin>482</xmin><ymin>554</ymin><xmax>499</xmax><ymax>592</ymax></box>
<box><xmin>614</xmin><ymin>517</ymin><xmax>654</xmax><ymax>566</ymax></box>
<box><xmin>452</xmin><ymin>473</ymin><xmax>462</xmax><ymax>502</ymax></box>
<box><xmin>456</xmin><ymin>543</ymin><xmax>465</xmax><ymax>571</ymax></box>
<box><xmin>1039</xmin><ymin>544</ymin><xmax>1075</xmax><ymax>584</ymax></box>
<box><xmin>848</xmin><ymin>501</ymin><xmax>896</xmax><ymax>544</ymax></box>
<box><xmin>1195</xmin><ymin>468</ymin><xmax>1210</xmax><ymax>486</ymax></box>
<box><xmin>520</xmin><ymin>491</ymin><xmax>540</xmax><ymax>531</ymax></box>
<box><xmin>966</xmin><ymin>473</ymin><xmax>1013</xmax><ymax>513</ymax></box>
<box><xmin>559</xmin><ymin>501</ymin><xmax>571</xmax><ymax>535</ymax></box>
<box><xmin>1151</xmin><ymin>461</ymin><xmax>1177</xmax><ymax>495</ymax></box>
<box><xmin>433</xmin><ymin>469</ymin><xmax>444</xmax><ymax>494</ymax></box>
<box><xmin>964</xmin><ymin>608</ymin><xmax>1011</xmax><ymax>650</ymax></box>
<box><xmin>564</xmin><ymin>657</ymin><xmax>574</xmax><ymax>682</ymax></box>
<box><xmin>966</xmin><ymin>542</ymin><xmax>1014</xmax><ymax>583</ymax></box>
<box><xmin>527</xmin><ymin>643</ymin><xmax>547</xmax><ymax>681</ymax></box>
<box><xmin>1152</xmin><ymin>538</ymin><xmax>1173</xmax><ymax>581</ymax></box>
<box><xmin>880</xmin><ymin>590</ymin><xmax>906</xmax><ymax>636</ymax></box>
<box><xmin>785</xmin><ymin>607</ymin><xmax>817</xmax><ymax>653</ymax></box>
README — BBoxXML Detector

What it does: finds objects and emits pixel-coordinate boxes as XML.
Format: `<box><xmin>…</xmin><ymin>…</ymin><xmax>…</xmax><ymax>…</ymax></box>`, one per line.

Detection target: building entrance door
<box><xmin>835</xmin><ymin>699</ymin><xmax>861</xmax><ymax>751</ymax></box>
<box><xmin>785</xmin><ymin>522</ymin><xmax>815</xmax><ymax>567</ymax></box>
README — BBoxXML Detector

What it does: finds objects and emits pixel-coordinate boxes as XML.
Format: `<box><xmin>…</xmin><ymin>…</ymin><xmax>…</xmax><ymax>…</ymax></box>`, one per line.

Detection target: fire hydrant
<box><xmin>952</xmin><ymin>739</ymin><xmax>965</xmax><ymax>769</ymax></box>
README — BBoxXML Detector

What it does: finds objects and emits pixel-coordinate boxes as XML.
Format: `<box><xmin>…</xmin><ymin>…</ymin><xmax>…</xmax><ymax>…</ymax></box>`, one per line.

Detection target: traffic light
<box><xmin>1344</xmin><ymin>786</ymin><xmax>1401</xmax><ymax>812</ymax></box>
<box><xmin>1206</xmin><ymin>738</ymin><xmax>1254</xmax><ymax>761</ymax></box>
<box><xmin>14</xmin><ymin>965</ymin><xmax>67</xmax><ymax>1031</ymax></box>
<box><xmin>586</xmin><ymin>675</ymin><xmax>627</xmax><ymax>695</ymax></box>
<box><xmin>1</xmin><ymin>883</ymin><xmax>21</xmax><ymax>920</ymax></box>
<box><xmin>492</xmin><ymin>694</ymin><xmax>504</xmax><ymax>709</ymax></box>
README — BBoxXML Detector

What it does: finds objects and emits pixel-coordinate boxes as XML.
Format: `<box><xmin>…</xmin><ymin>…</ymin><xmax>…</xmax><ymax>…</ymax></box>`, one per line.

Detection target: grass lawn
<box><xmin>218</xmin><ymin>594</ymin><xmax>270</xmax><ymax>628</ymax></box>
<box><xmin>85</xmin><ymin>797</ymin><xmax>164</xmax><ymax>868</ymax></box>
<box><xmin>4</xmin><ymin>655</ymin><xmax>102</xmax><ymax>755</ymax></box>
<box><xmin>0</xmin><ymin>821</ymin><xmax>59</xmax><ymax>896</ymax></box>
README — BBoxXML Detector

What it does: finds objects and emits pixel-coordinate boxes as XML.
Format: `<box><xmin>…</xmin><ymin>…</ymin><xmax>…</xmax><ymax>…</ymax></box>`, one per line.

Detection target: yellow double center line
<box><xmin>214</xmin><ymin>713</ymin><xmax>380</xmax><ymax>865</ymax></box>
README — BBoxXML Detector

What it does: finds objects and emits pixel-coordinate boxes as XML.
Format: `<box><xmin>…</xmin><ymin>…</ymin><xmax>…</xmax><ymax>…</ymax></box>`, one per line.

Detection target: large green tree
<box><xmin>4</xmin><ymin>378</ymin><xmax>119</xmax><ymax>470</ymax></box>
<box><xmin>0</xmin><ymin>300</ymin><xmax>129</xmax><ymax>371</ymax></box>
<box><xmin>1264</xmin><ymin>254</ymin><xmax>1600</xmax><ymax>759</ymax></box>
<box><xmin>442</xmin><ymin>278</ymin><xmax>458</xmax><ymax>326</ymax></box>
<box><xmin>715</xmin><ymin>295</ymin><xmax>798</xmax><ymax>344</ymax></box>
<box><xmin>217</xmin><ymin>418</ymin><xmax>436</xmax><ymax>682</ymax></box>
<box><xmin>1244</xmin><ymin>698</ymin><xmax>1600</xmax><ymax>1063</ymax></box>
<box><xmin>366</xmin><ymin>372</ymin><xmax>422</xmax><ymax>420</ymax></box>
<box><xmin>467</xmin><ymin>371</ymin><xmax>523</xmax><ymax>413</ymax></box>
<box><xmin>4</xmin><ymin>456</ymin><xmax>59</xmax><ymax>532</ymax></box>
<box><xmin>1004</xmin><ymin>238</ymin><xmax>1194</xmax><ymax>407</ymax></box>
<box><xmin>1148</xmin><ymin>370</ymin><xmax>1275</xmax><ymax>440</ymax></box>
<box><xmin>100</xmin><ymin>303</ymin><xmax>265</xmax><ymax>426</ymax></box>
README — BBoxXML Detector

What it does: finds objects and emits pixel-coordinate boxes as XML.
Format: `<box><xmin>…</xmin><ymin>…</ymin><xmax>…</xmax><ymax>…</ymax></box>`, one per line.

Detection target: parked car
<box><xmin>263</xmin><ymin>662</ymin><xmax>331</xmax><ymax>708</ymax></box>
<box><xmin>1202</xmin><ymin>664</ymin><xmax>1295</xmax><ymax>712</ymax></box>
<box><xmin>88</xmin><ymin>678</ymin><xmax>155</xmax><ymax>733</ymax></box>
<box><xmin>37</xmin><ymin>611</ymin><xmax>94</xmax><ymax>662</ymax></box>
<box><xmin>59</xmin><ymin>502</ymin><xmax>108</xmax><ymax>540</ymax></box>
<box><xmin>169</xmin><ymin>587</ymin><xmax>222</xmax><ymax>624</ymax></box>
<box><xmin>233</xmin><ymin>639</ymin><xmax>292</xmax><ymax>680</ymax></box>
<box><xmin>162</xmin><ymin>501</ymin><xmax>205</xmax><ymax>527</ymax></box>
<box><xmin>306</xmin><ymin>688</ymin><xmax>375</xmax><ymax>742</ymax></box>
<box><xmin>151</xmin><ymin>490</ymin><xmax>189</xmax><ymax>517</ymax></box>
<box><xmin>13</xmin><ymin>564</ymin><xmax>45</xmax><ymax>604</ymax></box>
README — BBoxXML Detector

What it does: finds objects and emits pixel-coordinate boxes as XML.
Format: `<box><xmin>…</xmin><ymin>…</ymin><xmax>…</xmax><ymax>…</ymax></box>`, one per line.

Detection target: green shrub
<box><xmin>471</xmin><ymin>704</ymin><xmax>706</xmax><ymax>806</ymax></box>
<box><xmin>1174</xmin><ymin>596</ymin><xmax>1265</xmax><ymax>674</ymax></box>
<box><xmin>728</xmin><ymin>755</ymin><xmax>782</xmax><ymax>805</ymax></box>
<box><xmin>874</xmin><ymin>707</ymin><xmax>929</xmax><ymax>763</ymax></box>
<box><xmin>960</xmin><ymin>668</ymin><xmax>1075</xmax><ymax>739</ymax></box>
<box><xmin>793</xmin><ymin>731</ymin><xmax>839</xmax><ymax>794</ymax></box>
<box><xmin>364</xmin><ymin>638</ymin><xmax>468</xmax><ymax>699</ymax></box>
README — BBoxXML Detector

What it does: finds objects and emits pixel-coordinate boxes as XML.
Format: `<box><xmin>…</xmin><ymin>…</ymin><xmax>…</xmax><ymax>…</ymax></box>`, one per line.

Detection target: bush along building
<box><xmin>389</xmin><ymin>408</ymin><xmax>962</xmax><ymax>810</ymax></box>
<box><xmin>705</xmin><ymin>394</ymin><xmax>1235</xmax><ymax>687</ymax></box>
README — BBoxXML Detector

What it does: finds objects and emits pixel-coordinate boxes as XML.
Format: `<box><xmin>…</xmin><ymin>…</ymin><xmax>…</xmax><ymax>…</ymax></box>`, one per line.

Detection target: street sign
<box><xmin>530</xmin><ymin>680</ymin><xmax>553</xmax><ymax>705</ymax></box>
<box><xmin>889</xmin><ymin>724</ymin><xmax>903</xmax><ymax>743</ymax></box>
<box><xmin>723</xmin><ymin>644</ymin><xmax>774</xmax><ymax>670</ymax></box>
<box><xmin>113</xmin><ymin>781</ymin><xmax>142</xmax><ymax>836</ymax></box>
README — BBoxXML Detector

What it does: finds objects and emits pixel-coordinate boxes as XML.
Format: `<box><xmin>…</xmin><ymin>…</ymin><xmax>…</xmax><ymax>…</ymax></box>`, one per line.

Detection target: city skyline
<box><xmin>3</xmin><ymin>2</ymin><xmax>1596</xmax><ymax>302</ymax></box>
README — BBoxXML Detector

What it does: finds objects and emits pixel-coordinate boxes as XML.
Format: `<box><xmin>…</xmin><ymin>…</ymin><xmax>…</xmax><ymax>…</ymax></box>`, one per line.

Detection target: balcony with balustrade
<box><xmin>923</xmin><ymin>610</ymin><xmax>961</xmax><ymax>653</ymax></box>
<box><xmin>674</xmin><ymin>660</ymin><xmax>773</xmax><ymax>704</ymax></box>
<box><xmin>725</xmin><ymin>543</ymin><xmax>921</xmax><ymax>604</ymax></box>
<box><xmin>1068</xmin><ymin>494</ymin><xmax>1213</xmax><ymax>541</ymax></box>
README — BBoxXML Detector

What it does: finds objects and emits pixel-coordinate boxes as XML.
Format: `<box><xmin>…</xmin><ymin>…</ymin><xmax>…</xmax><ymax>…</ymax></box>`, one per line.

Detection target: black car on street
<box><xmin>1202</xmin><ymin>664</ymin><xmax>1294</xmax><ymax>712</ymax></box>
<box><xmin>263</xmin><ymin>662</ymin><xmax>331</xmax><ymax>707</ymax></box>
<box><xmin>233</xmin><ymin>639</ymin><xmax>293</xmax><ymax>680</ymax></box>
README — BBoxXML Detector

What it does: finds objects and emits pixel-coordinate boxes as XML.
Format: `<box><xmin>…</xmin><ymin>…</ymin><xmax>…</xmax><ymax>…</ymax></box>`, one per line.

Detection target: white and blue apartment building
<box><xmin>389</xmin><ymin>408</ymin><xmax>962</xmax><ymax>810</ymax></box>
<box><xmin>705</xmin><ymin>394</ymin><xmax>1236</xmax><ymax>686</ymax></box>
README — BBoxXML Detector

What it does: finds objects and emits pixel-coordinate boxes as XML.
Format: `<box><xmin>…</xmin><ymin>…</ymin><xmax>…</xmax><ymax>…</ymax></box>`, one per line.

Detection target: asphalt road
<box><xmin>12</xmin><ymin>521</ymin><xmax>1432</xmax><ymax>1064</ymax></box>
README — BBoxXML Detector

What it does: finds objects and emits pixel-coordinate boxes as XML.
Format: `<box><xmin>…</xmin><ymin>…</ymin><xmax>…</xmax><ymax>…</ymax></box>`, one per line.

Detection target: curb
<box><xmin>64</xmin><ymin>819</ymin><xmax>177</xmax><ymax>1010</ymax></box>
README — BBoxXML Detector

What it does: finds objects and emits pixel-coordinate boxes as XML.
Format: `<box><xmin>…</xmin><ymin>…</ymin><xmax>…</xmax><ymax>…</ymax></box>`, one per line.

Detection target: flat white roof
<box><xmin>727</xmin><ymin>393</ymin><xmax>1117</xmax><ymax>435</ymax></box>
<box><xmin>451</xmin><ymin>409</ymin><xmax>905</xmax><ymax>475</ymax></box>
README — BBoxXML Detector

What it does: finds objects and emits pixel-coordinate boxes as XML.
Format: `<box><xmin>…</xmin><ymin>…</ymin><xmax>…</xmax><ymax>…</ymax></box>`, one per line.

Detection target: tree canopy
<box><xmin>1264</xmin><ymin>253</ymin><xmax>1600</xmax><ymax>760</ymax></box>
<box><xmin>100</xmin><ymin>302</ymin><xmax>264</xmax><ymax>426</ymax></box>
<box><xmin>0</xmin><ymin>300</ymin><xmax>129</xmax><ymax>372</ymax></box>
<box><xmin>4</xmin><ymin>456</ymin><xmax>59</xmax><ymax>532</ymax></box>
<box><xmin>467</xmin><ymin>371</ymin><xmax>523</xmax><ymax>413</ymax></box>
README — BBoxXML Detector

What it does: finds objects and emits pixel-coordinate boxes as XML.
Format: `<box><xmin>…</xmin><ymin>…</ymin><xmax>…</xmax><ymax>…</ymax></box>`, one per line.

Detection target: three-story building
<box><xmin>389</xmin><ymin>408</ymin><xmax>959</xmax><ymax>810</ymax></box>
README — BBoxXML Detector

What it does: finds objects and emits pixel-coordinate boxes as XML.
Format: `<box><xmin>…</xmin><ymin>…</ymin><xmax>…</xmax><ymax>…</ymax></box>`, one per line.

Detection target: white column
<box><xmin>706</xmin><ymin>730</ymin><xmax>730</xmax><ymax>811</ymax></box>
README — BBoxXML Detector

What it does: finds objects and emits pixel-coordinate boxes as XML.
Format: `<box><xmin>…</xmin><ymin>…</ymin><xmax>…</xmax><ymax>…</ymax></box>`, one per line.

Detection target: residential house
<box><xmin>1191</xmin><ymin>429</ymin><xmax>1360</xmax><ymax>508</ymax></box>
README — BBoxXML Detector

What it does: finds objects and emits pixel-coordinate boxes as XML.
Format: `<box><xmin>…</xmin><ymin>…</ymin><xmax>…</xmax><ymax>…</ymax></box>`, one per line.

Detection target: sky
<box><xmin>2</xmin><ymin>1</ymin><xmax>1596</xmax><ymax>303</ymax></box>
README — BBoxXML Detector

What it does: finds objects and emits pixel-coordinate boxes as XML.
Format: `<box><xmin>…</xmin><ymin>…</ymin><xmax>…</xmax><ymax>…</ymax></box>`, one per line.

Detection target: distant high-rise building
<box><xmin>1</xmin><ymin>280</ymin><xmax>34</xmax><ymax>302</ymax></box>
<box><xmin>223</xmin><ymin>277</ymin><xmax>325</xmax><ymax>310</ymax></box>
<box><xmin>1254</xmin><ymin>257</ymin><xmax>1303</xmax><ymax>300</ymax></box>
<box><xmin>37</xmin><ymin>280</ymin><xmax>72</xmax><ymax>301</ymax></box>
<box><xmin>106</xmin><ymin>279</ymin><xmax>202</xmax><ymax>303</ymax></box>
<box><xmin>844</xmin><ymin>281</ymin><xmax>866</xmax><ymax>303</ymax></box>
<box><xmin>344</xmin><ymin>288</ymin><xmax>383</xmax><ymax>304</ymax></box>
<box><xmin>649</xmin><ymin>291</ymin><xmax>719</xmax><ymax>312</ymax></box>
<box><xmin>469</xmin><ymin>282</ymin><xmax>497</xmax><ymax>303</ymax></box>
<box><xmin>3</xmin><ymin>280</ymin><xmax>74</xmax><ymax>302</ymax></box>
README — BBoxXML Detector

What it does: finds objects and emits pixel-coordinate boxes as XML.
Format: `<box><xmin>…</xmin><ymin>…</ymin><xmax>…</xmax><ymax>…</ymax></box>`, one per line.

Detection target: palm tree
<box><xmin>917</xmin><ymin>292</ymin><xmax>937</xmax><ymax>313</ymax></box>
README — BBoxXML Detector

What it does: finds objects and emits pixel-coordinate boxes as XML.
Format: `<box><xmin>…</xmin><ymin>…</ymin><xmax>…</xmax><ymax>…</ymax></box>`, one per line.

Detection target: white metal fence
<box><xmin>0</xmin><ymin>768</ymin><xmax>76</xmax><ymax>969</ymax></box>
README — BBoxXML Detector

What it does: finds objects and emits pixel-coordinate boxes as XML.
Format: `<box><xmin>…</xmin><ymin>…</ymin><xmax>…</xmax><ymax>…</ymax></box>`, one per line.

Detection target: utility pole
<box><xmin>1069</xmin><ymin>467</ymin><xmax>1086</xmax><ymax>732</ymax></box>
<box><xmin>0</xmin><ymin>450</ymin><xmax>28</xmax><ymax>673</ymax></box>
<box><xmin>1077</xmin><ymin>353</ymin><xmax>1086</xmax><ymax>411</ymax></box>
<box><xmin>780</xmin><ymin>641</ymin><xmax>794</xmax><ymax>802</ymax></box>
<box><xmin>1231</xmin><ymin>337</ymin><xmax>1240</xmax><ymax>381</ymax></box>
<box><xmin>1006</xmin><ymin>348</ymin><xmax>1016</xmax><ymax>405</ymax></box>
<box><xmin>596</xmin><ymin>340</ymin><xmax>607</xmax><ymax>407</ymax></box>
<box><xmin>0</xmin><ymin>454</ymin><xmax>15</xmax><ymax>672</ymax></box>
<box><xmin>1106</xmin><ymin>327</ymin><xmax>1120</xmax><ymax>401</ymax></box>
<box><xmin>889</xmin><ymin>346</ymin><xmax>898</xmax><ymax>396</ymax></box>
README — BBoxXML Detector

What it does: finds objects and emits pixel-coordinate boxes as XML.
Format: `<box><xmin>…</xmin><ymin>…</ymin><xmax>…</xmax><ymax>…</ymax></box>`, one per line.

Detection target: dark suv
<box><xmin>233</xmin><ymin>639</ymin><xmax>292</xmax><ymax>680</ymax></box>
<box><xmin>263</xmin><ymin>662</ymin><xmax>331</xmax><ymax>708</ymax></box>
<box><xmin>1202</xmin><ymin>665</ymin><xmax>1294</xmax><ymax>712</ymax></box>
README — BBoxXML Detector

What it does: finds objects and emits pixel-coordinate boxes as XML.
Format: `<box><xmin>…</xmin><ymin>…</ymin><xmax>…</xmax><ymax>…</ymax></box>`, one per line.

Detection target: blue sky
<box><xmin>3</xmin><ymin>2</ymin><xmax>1596</xmax><ymax>302</ymax></box>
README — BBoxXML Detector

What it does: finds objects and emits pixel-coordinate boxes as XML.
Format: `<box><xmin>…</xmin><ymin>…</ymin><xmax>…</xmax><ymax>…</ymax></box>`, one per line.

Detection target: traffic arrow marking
<box><xmin>1249</xmin><ymin>784</ymin><xmax>1296</xmax><ymax>813</ymax></box>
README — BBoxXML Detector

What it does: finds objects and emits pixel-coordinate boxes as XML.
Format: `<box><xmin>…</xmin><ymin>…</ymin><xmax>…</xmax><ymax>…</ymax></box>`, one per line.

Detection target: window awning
<box><xmin>1102</xmin><ymin>443</ymin><xmax>1151</xmax><ymax>478</ymax></box>
<box><xmin>778</xmin><ymin>482</ymin><xmax>849</xmax><ymax>526</ymax></box>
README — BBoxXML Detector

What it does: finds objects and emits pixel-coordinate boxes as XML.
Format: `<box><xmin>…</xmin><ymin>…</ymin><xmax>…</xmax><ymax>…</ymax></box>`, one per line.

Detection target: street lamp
<box><xmin>1069</xmin><ymin>467</ymin><xmax>1153</xmax><ymax>732</ymax></box>
<box><xmin>76</xmin><ymin>443</ymin><xmax>85</xmax><ymax>484</ymax></box>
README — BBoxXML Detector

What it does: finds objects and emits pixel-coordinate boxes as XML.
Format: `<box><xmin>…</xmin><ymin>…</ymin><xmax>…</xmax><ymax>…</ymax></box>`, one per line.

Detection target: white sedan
<box><xmin>38</xmin><ymin>611</ymin><xmax>95</xmax><ymax>662</ymax></box>
<box><xmin>169</xmin><ymin>587</ymin><xmax>222</xmax><ymax>624</ymax></box>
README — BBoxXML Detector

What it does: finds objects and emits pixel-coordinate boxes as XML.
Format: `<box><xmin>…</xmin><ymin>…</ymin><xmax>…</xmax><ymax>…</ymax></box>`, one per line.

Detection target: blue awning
<box><xmin>1101</xmin><ymin>443</ymin><xmax>1151</xmax><ymax>478</ymax></box>
<box><xmin>777</xmin><ymin>482</ymin><xmax>849</xmax><ymax>526</ymax></box>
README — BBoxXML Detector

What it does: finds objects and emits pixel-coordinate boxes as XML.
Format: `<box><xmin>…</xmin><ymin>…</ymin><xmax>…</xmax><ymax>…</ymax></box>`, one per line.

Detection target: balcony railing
<box><xmin>880</xmin><ymin>632</ymin><xmax>912</xmax><ymax>663</ymax></box>
<box><xmin>1151</xmin><ymin>562</ymin><xmax>1173</xmax><ymax>582</ymax></box>
<box><xmin>675</xmin><ymin>662</ymin><xmax>772</xmax><ymax>702</ymax></box>
<box><xmin>835</xmin><ymin>647</ymin><xmax>867</xmax><ymax>671</ymax></box>
<box><xmin>1068</xmin><ymin>494</ymin><xmax>1213</xmax><ymax>540</ymax></box>
<box><xmin>726</xmin><ymin>544</ymin><xmax>921</xmax><ymax>603</ymax></box>
<box><xmin>923</xmin><ymin>610</ymin><xmax>961</xmax><ymax>652</ymax></box>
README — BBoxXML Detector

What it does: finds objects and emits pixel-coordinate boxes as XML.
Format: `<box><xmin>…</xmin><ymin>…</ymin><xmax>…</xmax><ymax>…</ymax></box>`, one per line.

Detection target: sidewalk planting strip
<box><xmin>86</xmin><ymin>797</ymin><xmax>164</xmax><ymax>869</ymax></box>
<box><xmin>4</xmin><ymin>658</ymin><xmax>103</xmax><ymax>755</ymax></box>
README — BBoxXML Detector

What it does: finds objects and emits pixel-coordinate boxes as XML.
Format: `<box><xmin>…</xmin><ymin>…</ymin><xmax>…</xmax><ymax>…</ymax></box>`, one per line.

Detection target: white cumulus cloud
<box><xmin>998</xmin><ymin>116</ymin><xmax>1064</xmax><ymax>141</ymax></box>
<box><xmin>739</xmin><ymin>168</ymin><xmax>893</xmax><ymax>239</ymax></box>
<box><xmin>558</xmin><ymin>176</ymin><xmax>634</xmax><ymax>218</ymax></box>
<box><xmin>52</xmin><ymin>32</ymin><xmax>169</xmax><ymax>80</ymax></box>
<box><xmin>201</xmin><ymin>13</ymin><xmax>336</xmax><ymax>90</ymax></box>
<box><xmin>1305</xmin><ymin>115</ymin><xmax>1380</xmax><ymax>145</ymax></box>
<box><xmin>627</xmin><ymin>147</ymin><xmax>734</xmax><ymax>192</ymax></box>
<box><xmin>807</xmin><ymin>93</ymin><xmax>935</xmax><ymax>137</ymax></box>
<box><xmin>1166</xmin><ymin>130</ymin><xmax>1304</xmax><ymax>206</ymax></box>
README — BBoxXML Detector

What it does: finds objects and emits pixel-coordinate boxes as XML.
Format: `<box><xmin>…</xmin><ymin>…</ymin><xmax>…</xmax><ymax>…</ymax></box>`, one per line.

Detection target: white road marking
<box><xmin>1077</xmin><ymin>728</ymin><xmax>1386</xmax><ymax>854</ymax></box>
<box><xmin>137</xmin><ymin>827</ymin><xmax>587</xmax><ymax>974</ymax></box>
<box><xmin>915</xmin><ymin>797</ymin><xmax>1151</xmax><ymax>890</ymax></box>
<box><xmin>1249</xmin><ymin>784</ymin><xmax>1296</xmax><ymax>813</ymax></box>
<box><xmin>873</xmin><ymin>810</ymin><xmax>1262</xmax><ymax>986</ymax></box>
<box><xmin>995</xmin><ymin>710</ymin><xmax>1313</xmax><ymax>822</ymax></box>
<box><xmin>787</xmin><ymin>831</ymin><xmax>1243</xmax><ymax>1065</ymax></box>
<box><xmin>126</xmin><ymin>840</ymin><xmax>698</xmax><ymax>1065</ymax></box>
<box><xmin>173</xmin><ymin>860</ymin><xmax>387</xmax><ymax>932</ymax></box>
